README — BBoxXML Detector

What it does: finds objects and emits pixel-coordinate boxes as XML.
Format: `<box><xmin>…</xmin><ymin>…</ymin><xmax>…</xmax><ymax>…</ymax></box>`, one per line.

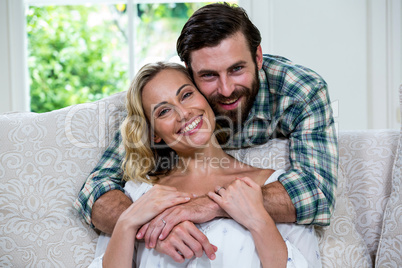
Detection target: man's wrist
<box><xmin>205</xmin><ymin>195</ymin><xmax>229</xmax><ymax>218</ymax></box>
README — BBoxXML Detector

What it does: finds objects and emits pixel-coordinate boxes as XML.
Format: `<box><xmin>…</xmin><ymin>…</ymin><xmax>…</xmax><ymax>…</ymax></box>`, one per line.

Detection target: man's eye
<box><xmin>202</xmin><ymin>73</ymin><xmax>214</xmax><ymax>78</ymax></box>
<box><xmin>233</xmin><ymin>66</ymin><xmax>243</xmax><ymax>72</ymax></box>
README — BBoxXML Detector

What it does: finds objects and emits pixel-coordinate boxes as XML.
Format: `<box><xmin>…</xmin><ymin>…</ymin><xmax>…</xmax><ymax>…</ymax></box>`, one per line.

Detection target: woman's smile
<box><xmin>178</xmin><ymin>115</ymin><xmax>203</xmax><ymax>135</ymax></box>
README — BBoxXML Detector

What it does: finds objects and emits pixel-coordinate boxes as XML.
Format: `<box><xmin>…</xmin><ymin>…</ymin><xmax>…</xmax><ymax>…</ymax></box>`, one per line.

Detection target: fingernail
<box><xmin>149</xmin><ymin>242</ymin><xmax>154</xmax><ymax>248</ymax></box>
<box><xmin>210</xmin><ymin>253</ymin><xmax>216</xmax><ymax>260</ymax></box>
<box><xmin>185</xmin><ymin>197</ymin><xmax>190</xmax><ymax>201</ymax></box>
<box><xmin>159</xmin><ymin>234</ymin><xmax>164</xmax><ymax>239</ymax></box>
<box><xmin>136</xmin><ymin>232</ymin><xmax>142</xmax><ymax>238</ymax></box>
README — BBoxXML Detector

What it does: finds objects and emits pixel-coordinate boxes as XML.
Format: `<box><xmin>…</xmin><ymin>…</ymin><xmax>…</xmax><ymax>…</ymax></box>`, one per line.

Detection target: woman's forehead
<box><xmin>144</xmin><ymin>70</ymin><xmax>191</xmax><ymax>95</ymax></box>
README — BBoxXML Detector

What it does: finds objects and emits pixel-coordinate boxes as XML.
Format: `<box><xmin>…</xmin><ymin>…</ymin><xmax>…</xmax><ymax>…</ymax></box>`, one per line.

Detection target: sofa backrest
<box><xmin>0</xmin><ymin>91</ymin><xmax>126</xmax><ymax>267</ymax></box>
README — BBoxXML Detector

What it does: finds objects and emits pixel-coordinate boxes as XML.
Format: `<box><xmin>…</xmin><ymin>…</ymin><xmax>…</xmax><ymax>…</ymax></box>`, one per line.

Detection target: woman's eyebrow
<box><xmin>151</xmin><ymin>83</ymin><xmax>191</xmax><ymax>113</ymax></box>
<box><xmin>152</xmin><ymin>101</ymin><xmax>168</xmax><ymax>113</ymax></box>
<box><xmin>176</xmin><ymin>84</ymin><xmax>191</xmax><ymax>96</ymax></box>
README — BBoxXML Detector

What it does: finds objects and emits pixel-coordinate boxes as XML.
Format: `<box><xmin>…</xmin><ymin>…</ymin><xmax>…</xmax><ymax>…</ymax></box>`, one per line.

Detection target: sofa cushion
<box><xmin>0</xmin><ymin>92</ymin><xmax>126</xmax><ymax>267</ymax></box>
<box><xmin>375</xmin><ymin>86</ymin><xmax>402</xmax><ymax>267</ymax></box>
<box><xmin>338</xmin><ymin>129</ymin><xmax>399</xmax><ymax>264</ymax></box>
<box><xmin>315</xmin><ymin>167</ymin><xmax>371</xmax><ymax>267</ymax></box>
<box><xmin>227</xmin><ymin>139</ymin><xmax>371</xmax><ymax>267</ymax></box>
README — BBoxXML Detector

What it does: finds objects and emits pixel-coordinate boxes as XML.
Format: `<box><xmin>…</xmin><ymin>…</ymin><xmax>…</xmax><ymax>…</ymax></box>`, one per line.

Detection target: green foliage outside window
<box><xmin>27</xmin><ymin>3</ymin><xmax>211</xmax><ymax>113</ymax></box>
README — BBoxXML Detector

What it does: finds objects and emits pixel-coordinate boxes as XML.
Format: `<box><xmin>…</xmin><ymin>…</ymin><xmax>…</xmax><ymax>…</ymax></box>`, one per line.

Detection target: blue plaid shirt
<box><xmin>74</xmin><ymin>54</ymin><xmax>338</xmax><ymax>227</ymax></box>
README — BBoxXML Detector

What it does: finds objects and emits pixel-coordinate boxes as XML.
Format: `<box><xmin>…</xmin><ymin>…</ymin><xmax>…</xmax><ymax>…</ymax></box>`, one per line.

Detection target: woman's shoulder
<box><xmin>124</xmin><ymin>179</ymin><xmax>153</xmax><ymax>201</ymax></box>
<box><xmin>228</xmin><ymin>166</ymin><xmax>275</xmax><ymax>186</ymax></box>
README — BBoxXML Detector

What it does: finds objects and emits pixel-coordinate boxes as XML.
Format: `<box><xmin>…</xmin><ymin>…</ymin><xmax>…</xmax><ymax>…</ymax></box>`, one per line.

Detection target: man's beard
<box><xmin>208</xmin><ymin>67</ymin><xmax>259</xmax><ymax>132</ymax></box>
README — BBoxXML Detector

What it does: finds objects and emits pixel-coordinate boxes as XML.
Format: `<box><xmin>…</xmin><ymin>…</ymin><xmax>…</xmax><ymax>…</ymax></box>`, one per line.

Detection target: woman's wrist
<box><xmin>246</xmin><ymin>212</ymin><xmax>275</xmax><ymax>234</ymax></box>
<box><xmin>115</xmin><ymin>216</ymin><xmax>140</xmax><ymax>235</ymax></box>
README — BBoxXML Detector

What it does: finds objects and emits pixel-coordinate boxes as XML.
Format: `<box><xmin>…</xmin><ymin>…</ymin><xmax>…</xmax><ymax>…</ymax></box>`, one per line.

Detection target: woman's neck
<box><xmin>154</xmin><ymin>136</ymin><xmax>270</xmax><ymax>195</ymax></box>
<box><xmin>173</xmin><ymin>142</ymin><xmax>232</xmax><ymax>176</ymax></box>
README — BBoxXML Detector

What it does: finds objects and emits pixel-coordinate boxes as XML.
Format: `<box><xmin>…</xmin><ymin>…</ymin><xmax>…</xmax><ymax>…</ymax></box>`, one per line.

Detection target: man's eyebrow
<box><xmin>196</xmin><ymin>61</ymin><xmax>247</xmax><ymax>76</ymax></box>
<box><xmin>227</xmin><ymin>60</ymin><xmax>247</xmax><ymax>71</ymax></box>
<box><xmin>196</xmin><ymin>69</ymin><xmax>217</xmax><ymax>76</ymax></box>
<box><xmin>176</xmin><ymin>84</ymin><xmax>191</xmax><ymax>96</ymax></box>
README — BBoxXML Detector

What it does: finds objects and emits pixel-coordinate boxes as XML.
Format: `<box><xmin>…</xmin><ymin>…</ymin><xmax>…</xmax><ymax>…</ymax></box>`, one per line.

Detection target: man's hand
<box><xmin>137</xmin><ymin>195</ymin><xmax>225</xmax><ymax>249</ymax></box>
<box><xmin>153</xmin><ymin>221</ymin><xmax>217</xmax><ymax>263</ymax></box>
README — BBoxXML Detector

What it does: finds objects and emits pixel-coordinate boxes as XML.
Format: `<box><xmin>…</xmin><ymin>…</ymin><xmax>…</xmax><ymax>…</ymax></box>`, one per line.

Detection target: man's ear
<box><xmin>256</xmin><ymin>45</ymin><xmax>263</xmax><ymax>70</ymax></box>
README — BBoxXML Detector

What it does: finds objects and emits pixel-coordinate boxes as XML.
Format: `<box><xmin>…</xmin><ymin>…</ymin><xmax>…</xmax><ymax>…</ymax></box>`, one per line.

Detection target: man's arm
<box><xmin>261</xmin><ymin>181</ymin><xmax>296</xmax><ymax>222</ymax></box>
<box><xmin>92</xmin><ymin>190</ymin><xmax>132</xmax><ymax>234</ymax></box>
<box><xmin>74</xmin><ymin>130</ymin><xmax>127</xmax><ymax>231</ymax></box>
<box><xmin>277</xmin><ymin>81</ymin><xmax>338</xmax><ymax>225</ymax></box>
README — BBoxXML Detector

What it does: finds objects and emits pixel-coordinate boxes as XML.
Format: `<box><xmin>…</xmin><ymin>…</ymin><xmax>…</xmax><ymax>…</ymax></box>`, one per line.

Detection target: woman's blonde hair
<box><xmin>121</xmin><ymin>62</ymin><xmax>192</xmax><ymax>184</ymax></box>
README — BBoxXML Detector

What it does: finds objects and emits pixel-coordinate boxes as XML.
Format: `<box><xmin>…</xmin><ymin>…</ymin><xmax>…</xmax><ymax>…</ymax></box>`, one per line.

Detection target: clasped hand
<box><xmin>136</xmin><ymin>177</ymin><xmax>265</xmax><ymax>263</ymax></box>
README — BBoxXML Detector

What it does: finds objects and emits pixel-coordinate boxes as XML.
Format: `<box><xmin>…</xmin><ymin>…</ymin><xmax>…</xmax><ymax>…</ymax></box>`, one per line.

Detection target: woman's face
<box><xmin>141</xmin><ymin>68</ymin><xmax>216</xmax><ymax>153</ymax></box>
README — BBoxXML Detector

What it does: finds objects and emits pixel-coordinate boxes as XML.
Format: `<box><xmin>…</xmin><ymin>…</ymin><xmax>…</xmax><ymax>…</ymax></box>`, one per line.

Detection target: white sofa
<box><xmin>1</xmin><ymin>89</ymin><xmax>401</xmax><ymax>267</ymax></box>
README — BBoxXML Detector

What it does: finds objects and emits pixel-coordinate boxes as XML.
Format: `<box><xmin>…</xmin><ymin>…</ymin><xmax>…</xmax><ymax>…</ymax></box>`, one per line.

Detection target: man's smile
<box><xmin>218</xmin><ymin>96</ymin><xmax>242</xmax><ymax>110</ymax></box>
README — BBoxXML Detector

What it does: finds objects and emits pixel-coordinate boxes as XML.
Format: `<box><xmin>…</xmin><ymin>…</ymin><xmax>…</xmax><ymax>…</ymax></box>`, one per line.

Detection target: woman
<box><xmin>90</xmin><ymin>62</ymin><xmax>321</xmax><ymax>268</ymax></box>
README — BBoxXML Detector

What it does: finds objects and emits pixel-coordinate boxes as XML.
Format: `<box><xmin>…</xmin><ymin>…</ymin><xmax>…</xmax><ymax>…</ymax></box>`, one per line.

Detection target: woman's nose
<box><xmin>175</xmin><ymin>105</ymin><xmax>191</xmax><ymax>121</ymax></box>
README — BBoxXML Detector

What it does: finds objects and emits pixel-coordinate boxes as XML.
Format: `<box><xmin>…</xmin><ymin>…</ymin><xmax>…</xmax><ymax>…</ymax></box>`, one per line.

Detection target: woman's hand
<box><xmin>208</xmin><ymin>177</ymin><xmax>288</xmax><ymax>267</ymax></box>
<box><xmin>207</xmin><ymin>177</ymin><xmax>267</xmax><ymax>231</ymax></box>
<box><xmin>103</xmin><ymin>185</ymin><xmax>191</xmax><ymax>268</ymax></box>
<box><xmin>118</xmin><ymin>184</ymin><xmax>191</xmax><ymax>231</ymax></box>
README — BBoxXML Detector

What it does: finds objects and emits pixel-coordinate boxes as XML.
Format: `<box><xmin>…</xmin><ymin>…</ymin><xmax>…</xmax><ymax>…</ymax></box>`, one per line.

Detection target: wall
<box><xmin>0</xmin><ymin>0</ymin><xmax>29</xmax><ymax>113</ymax></box>
<box><xmin>241</xmin><ymin>0</ymin><xmax>401</xmax><ymax>130</ymax></box>
<box><xmin>0</xmin><ymin>0</ymin><xmax>12</xmax><ymax>112</ymax></box>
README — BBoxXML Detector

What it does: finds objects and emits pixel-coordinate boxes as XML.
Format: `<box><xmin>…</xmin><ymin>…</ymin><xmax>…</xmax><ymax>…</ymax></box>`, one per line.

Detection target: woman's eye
<box><xmin>182</xmin><ymin>92</ymin><xmax>192</xmax><ymax>99</ymax></box>
<box><xmin>158</xmin><ymin>108</ymin><xmax>170</xmax><ymax>117</ymax></box>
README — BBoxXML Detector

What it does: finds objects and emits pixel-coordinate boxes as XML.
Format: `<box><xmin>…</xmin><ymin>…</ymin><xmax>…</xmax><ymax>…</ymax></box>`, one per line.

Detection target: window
<box><xmin>25</xmin><ymin>0</ymin><xmax>237</xmax><ymax>112</ymax></box>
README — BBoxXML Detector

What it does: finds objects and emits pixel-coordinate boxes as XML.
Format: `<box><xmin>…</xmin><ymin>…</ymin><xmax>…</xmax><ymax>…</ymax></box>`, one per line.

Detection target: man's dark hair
<box><xmin>176</xmin><ymin>2</ymin><xmax>261</xmax><ymax>75</ymax></box>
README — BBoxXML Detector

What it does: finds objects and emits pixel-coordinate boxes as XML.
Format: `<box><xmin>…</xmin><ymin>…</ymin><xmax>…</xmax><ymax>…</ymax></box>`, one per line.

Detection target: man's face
<box><xmin>189</xmin><ymin>31</ymin><xmax>263</xmax><ymax>128</ymax></box>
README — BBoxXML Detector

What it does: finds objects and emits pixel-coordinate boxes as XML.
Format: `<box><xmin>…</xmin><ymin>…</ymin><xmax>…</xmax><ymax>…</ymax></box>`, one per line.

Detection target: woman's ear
<box><xmin>153</xmin><ymin>135</ymin><xmax>162</xmax><ymax>143</ymax></box>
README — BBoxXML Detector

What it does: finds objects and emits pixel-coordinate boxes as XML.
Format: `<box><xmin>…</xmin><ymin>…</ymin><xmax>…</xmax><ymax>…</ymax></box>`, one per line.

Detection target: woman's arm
<box><xmin>208</xmin><ymin>177</ymin><xmax>287</xmax><ymax>268</ymax></box>
<box><xmin>102</xmin><ymin>185</ymin><xmax>191</xmax><ymax>268</ymax></box>
<box><xmin>246</xmin><ymin>210</ymin><xmax>287</xmax><ymax>268</ymax></box>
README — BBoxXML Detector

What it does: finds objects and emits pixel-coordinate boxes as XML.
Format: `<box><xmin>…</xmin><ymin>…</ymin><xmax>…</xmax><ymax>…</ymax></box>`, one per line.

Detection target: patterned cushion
<box><xmin>339</xmin><ymin>130</ymin><xmax>399</xmax><ymax>265</ymax></box>
<box><xmin>315</xmin><ymin>167</ymin><xmax>371</xmax><ymax>267</ymax></box>
<box><xmin>375</xmin><ymin>85</ymin><xmax>402</xmax><ymax>267</ymax></box>
<box><xmin>0</xmin><ymin>92</ymin><xmax>126</xmax><ymax>267</ymax></box>
<box><xmin>227</xmin><ymin>139</ymin><xmax>371</xmax><ymax>267</ymax></box>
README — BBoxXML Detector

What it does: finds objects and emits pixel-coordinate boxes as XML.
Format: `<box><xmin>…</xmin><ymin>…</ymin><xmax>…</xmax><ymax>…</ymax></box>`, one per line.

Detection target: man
<box><xmin>75</xmin><ymin>2</ymin><xmax>338</xmax><ymax>263</ymax></box>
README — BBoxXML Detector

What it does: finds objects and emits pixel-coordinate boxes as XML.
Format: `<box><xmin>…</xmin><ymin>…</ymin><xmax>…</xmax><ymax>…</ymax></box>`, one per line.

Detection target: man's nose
<box><xmin>217</xmin><ymin>76</ymin><xmax>234</xmax><ymax>97</ymax></box>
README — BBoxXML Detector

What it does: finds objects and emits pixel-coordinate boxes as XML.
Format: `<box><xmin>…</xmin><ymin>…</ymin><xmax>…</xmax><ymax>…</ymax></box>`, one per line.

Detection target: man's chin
<box><xmin>215</xmin><ymin>111</ymin><xmax>241</xmax><ymax>129</ymax></box>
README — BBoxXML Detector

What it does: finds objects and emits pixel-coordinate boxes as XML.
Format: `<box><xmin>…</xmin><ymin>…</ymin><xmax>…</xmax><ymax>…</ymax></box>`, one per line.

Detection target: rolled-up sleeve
<box><xmin>74</xmin><ymin>130</ymin><xmax>126</xmax><ymax>227</ymax></box>
<box><xmin>279</xmin><ymin>82</ymin><xmax>338</xmax><ymax>225</ymax></box>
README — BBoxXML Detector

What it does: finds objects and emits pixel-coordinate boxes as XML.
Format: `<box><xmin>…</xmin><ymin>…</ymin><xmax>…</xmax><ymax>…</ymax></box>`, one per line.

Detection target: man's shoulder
<box><xmin>261</xmin><ymin>54</ymin><xmax>327</xmax><ymax>102</ymax></box>
<box><xmin>262</xmin><ymin>54</ymin><xmax>323</xmax><ymax>77</ymax></box>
